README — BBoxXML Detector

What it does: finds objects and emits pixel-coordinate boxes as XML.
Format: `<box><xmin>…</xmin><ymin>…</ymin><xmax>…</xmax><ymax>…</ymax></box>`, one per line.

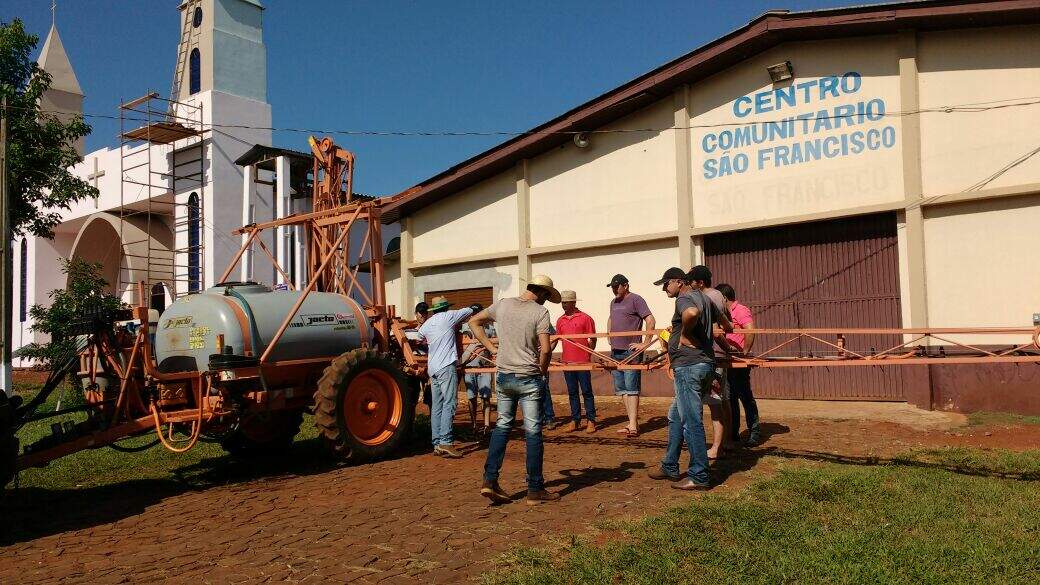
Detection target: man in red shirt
<box><xmin>556</xmin><ymin>290</ymin><xmax>598</xmax><ymax>433</ymax></box>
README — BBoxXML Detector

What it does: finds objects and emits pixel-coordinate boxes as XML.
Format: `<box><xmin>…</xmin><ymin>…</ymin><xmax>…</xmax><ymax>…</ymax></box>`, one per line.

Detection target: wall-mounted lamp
<box><xmin>573</xmin><ymin>132</ymin><xmax>591</xmax><ymax>148</ymax></box>
<box><xmin>767</xmin><ymin>61</ymin><xmax>794</xmax><ymax>83</ymax></box>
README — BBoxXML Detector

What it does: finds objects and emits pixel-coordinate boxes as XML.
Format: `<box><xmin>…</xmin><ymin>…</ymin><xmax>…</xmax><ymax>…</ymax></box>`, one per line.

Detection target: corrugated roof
<box><xmin>381</xmin><ymin>0</ymin><xmax>1040</xmax><ymax>224</ymax></box>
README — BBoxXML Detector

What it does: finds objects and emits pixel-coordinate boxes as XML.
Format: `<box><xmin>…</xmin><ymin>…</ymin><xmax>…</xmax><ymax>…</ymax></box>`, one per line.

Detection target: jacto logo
<box><xmin>163</xmin><ymin>316</ymin><xmax>193</xmax><ymax>329</ymax></box>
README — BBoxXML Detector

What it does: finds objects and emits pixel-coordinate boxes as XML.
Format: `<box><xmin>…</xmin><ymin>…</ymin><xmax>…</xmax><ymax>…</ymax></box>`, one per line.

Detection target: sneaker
<box><xmin>433</xmin><ymin>445</ymin><xmax>463</xmax><ymax>459</ymax></box>
<box><xmin>562</xmin><ymin>421</ymin><xmax>579</xmax><ymax>432</ymax></box>
<box><xmin>585</xmin><ymin>420</ymin><xmax>597</xmax><ymax>434</ymax></box>
<box><xmin>744</xmin><ymin>434</ymin><xmax>761</xmax><ymax>447</ymax></box>
<box><xmin>671</xmin><ymin>478</ymin><xmax>711</xmax><ymax>491</ymax></box>
<box><xmin>647</xmin><ymin>468</ymin><xmax>680</xmax><ymax>481</ymax></box>
<box><xmin>480</xmin><ymin>480</ymin><xmax>511</xmax><ymax>504</ymax></box>
<box><xmin>525</xmin><ymin>489</ymin><xmax>561</xmax><ymax>505</ymax></box>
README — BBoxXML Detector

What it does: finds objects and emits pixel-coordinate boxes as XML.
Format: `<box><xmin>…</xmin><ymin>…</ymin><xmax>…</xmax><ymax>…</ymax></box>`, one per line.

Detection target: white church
<box><xmin>14</xmin><ymin>0</ymin><xmax>341</xmax><ymax>364</ymax></box>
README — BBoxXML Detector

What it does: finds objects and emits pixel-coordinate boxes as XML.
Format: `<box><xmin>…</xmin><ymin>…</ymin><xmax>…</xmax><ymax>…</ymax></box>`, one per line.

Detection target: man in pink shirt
<box><xmin>716</xmin><ymin>283</ymin><xmax>760</xmax><ymax>445</ymax></box>
<box><xmin>555</xmin><ymin>290</ymin><xmax>598</xmax><ymax>433</ymax></box>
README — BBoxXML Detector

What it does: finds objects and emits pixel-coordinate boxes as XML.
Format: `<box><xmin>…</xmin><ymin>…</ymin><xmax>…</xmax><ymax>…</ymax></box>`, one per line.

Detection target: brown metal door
<box><xmin>705</xmin><ymin>212</ymin><xmax>905</xmax><ymax>400</ymax></box>
<box><xmin>425</xmin><ymin>287</ymin><xmax>494</xmax><ymax>311</ymax></box>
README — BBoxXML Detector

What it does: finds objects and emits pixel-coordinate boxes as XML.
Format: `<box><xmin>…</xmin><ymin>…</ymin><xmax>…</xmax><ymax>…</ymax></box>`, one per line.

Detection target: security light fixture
<box><xmin>767</xmin><ymin>61</ymin><xmax>794</xmax><ymax>83</ymax></box>
<box><xmin>573</xmin><ymin>132</ymin><xmax>591</xmax><ymax>149</ymax></box>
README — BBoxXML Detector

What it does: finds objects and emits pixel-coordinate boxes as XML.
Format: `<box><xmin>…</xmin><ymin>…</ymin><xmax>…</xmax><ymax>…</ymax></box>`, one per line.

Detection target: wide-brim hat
<box><xmin>429</xmin><ymin>296</ymin><xmax>452</xmax><ymax>312</ymax></box>
<box><xmin>560</xmin><ymin>290</ymin><xmax>578</xmax><ymax>303</ymax></box>
<box><xmin>527</xmin><ymin>274</ymin><xmax>562</xmax><ymax>304</ymax></box>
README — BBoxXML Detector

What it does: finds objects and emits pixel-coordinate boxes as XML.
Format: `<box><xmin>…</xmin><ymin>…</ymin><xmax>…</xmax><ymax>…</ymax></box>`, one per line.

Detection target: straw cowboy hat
<box><xmin>527</xmin><ymin>275</ymin><xmax>562</xmax><ymax>304</ymax></box>
<box><xmin>429</xmin><ymin>295</ymin><xmax>452</xmax><ymax>312</ymax></box>
<box><xmin>560</xmin><ymin>290</ymin><xmax>578</xmax><ymax>303</ymax></box>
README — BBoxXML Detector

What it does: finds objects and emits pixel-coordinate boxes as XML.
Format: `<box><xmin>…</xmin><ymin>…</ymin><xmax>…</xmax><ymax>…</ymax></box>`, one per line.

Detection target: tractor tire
<box><xmin>313</xmin><ymin>349</ymin><xmax>415</xmax><ymax>462</ymax></box>
<box><xmin>221</xmin><ymin>409</ymin><xmax>303</xmax><ymax>457</ymax></box>
<box><xmin>0</xmin><ymin>393</ymin><xmax>18</xmax><ymax>488</ymax></box>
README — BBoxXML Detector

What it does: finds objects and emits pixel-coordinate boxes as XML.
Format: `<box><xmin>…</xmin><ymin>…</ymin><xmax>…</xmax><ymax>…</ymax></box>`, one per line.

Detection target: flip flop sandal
<box><xmin>625</xmin><ymin>429</ymin><xmax>640</xmax><ymax>438</ymax></box>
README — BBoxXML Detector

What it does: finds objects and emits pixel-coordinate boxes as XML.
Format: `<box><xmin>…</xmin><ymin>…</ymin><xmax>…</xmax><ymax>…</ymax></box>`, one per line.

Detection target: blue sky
<box><xmin>9</xmin><ymin>0</ymin><xmax>871</xmax><ymax>195</ymax></box>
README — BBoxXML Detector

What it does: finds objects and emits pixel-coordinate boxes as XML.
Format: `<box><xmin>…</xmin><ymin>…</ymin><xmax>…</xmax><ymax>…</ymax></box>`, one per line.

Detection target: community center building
<box><xmin>380</xmin><ymin>0</ymin><xmax>1040</xmax><ymax>412</ymax></box>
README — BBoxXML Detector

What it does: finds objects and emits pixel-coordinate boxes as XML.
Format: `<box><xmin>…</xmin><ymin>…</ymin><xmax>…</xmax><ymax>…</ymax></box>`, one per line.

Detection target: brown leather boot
<box><xmin>525</xmin><ymin>489</ymin><xmax>561</xmax><ymax>505</ymax></box>
<box><xmin>480</xmin><ymin>480</ymin><xmax>511</xmax><ymax>504</ymax></box>
<box><xmin>562</xmin><ymin>421</ymin><xmax>579</xmax><ymax>432</ymax></box>
<box><xmin>585</xmin><ymin>420</ymin><xmax>597</xmax><ymax>434</ymax></box>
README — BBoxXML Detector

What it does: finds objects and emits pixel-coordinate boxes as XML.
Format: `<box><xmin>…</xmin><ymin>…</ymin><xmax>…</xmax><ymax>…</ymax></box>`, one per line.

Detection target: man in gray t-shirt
<box><xmin>468</xmin><ymin>275</ymin><xmax>562</xmax><ymax>505</ymax></box>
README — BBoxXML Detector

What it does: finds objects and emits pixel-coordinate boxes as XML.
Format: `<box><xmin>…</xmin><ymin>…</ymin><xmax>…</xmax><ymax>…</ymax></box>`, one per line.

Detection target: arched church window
<box><xmin>151</xmin><ymin>283</ymin><xmax>167</xmax><ymax>314</ymax></box>
<box><xmin>189</xmin><ymin>49</ymin><xmax>201</xmax><ymax>95</ymax></box>
<box><xmin>19</xmin><ymin>239</ymin><xmax>27</xmax><ymax>322</ymax></box>
<box><xmin>192</xmin><ymin>6</ymin><xmax>203</xmax><ymax>28</ymax></box>
<box><xmin>188</xmin><ymin>192</ymin><xmax>201</xmax><ymax>292</ymax></box>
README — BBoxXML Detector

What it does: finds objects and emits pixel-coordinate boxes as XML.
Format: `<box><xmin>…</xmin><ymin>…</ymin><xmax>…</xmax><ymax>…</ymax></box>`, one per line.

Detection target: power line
<box><xmin>8</xmin><ymin>96</ymin><xmax>1040</xmax><ymax>139</ymax></box>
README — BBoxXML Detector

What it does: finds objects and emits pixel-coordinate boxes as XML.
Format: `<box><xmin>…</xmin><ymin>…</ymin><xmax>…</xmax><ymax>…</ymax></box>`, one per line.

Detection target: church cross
<box><xmin>52</xmin><ymin>1</ymin><xmax>57</xmax><ymax>26</ymax></box>
<box><xmin>87</xmin><ymin>157</ymin><xmax>105</xmax><ymax>208</ymax></box>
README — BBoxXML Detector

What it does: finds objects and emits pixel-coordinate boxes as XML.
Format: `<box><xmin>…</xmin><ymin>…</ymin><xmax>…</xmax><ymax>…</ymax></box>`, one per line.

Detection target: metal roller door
<box><xmin>704</xmin><ymin>212</ymin><xmax>906</xmax><ymax>400</ymax></box>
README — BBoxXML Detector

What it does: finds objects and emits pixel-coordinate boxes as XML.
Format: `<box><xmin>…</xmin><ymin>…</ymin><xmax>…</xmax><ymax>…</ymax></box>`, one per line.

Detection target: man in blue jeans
<box><xmin>648</xmin><ymin>267</ymin><xmax>730</xmax><ymax>490</ymax></box>
<box><xmin>606</xmin><ymin>274</ymin><xmax>656</xmax><ymax>437</ymax></box>
<box><xmin>418</xmin><ymin>296</ymin><xmax>478</xmax><ymax>458</ymax></box>
<box><xmin>469</xmin><ymin>275</ymin><xmax>562</xmax><ymax>505</ymax></box>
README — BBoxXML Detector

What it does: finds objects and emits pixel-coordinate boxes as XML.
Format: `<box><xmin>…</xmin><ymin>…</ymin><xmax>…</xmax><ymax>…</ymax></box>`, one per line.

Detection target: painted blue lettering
<box><xmin>819</xmin><ymin>76</ymin><xmax>840</xmax><ymax>99</ymax></box>
<box><xmin>832</xmin><ymin>104</ymin><xmax>855</xmax><ymax>128</ymax></box>
<box><xmin>823</xmin><ymin>136</ymin><xmax>840</xmax><ymax>157</ymax></box>
<box><xmin>703</xmin><ymin>159</ymin><xmax>718</xmax><ymax>179</ymax></box>
<box><xmin>865</xmin><ymin>98</ymin><xmax>885</xmax><ymax>121</ymax></box>
<box><xmin>717</xmin><ymin>131</ymin><xmax>732</xmax><ymax>150</ymax></box>
<box><xmin>849</xmin><ymin>130</ymin><xmax>865</xmax><ymax>154</ymax></box>
<box><xmin>702</xmin><ymin>133</ymin><xmax>717</xmax><ymax>153</ymax></box>
<box><xmin>804</xmin><ymin>139</ymin><xmax>821</xmax><ymax>161</ymax></box>
<box><xmin>718</xmin><ymin>155</ymin><xmax>735</xmax><ymax>176</ymax></box>
<box><xmin>734</xmin><ymin>153</ymin><xmax>749</xmax><ymax>173</ymax></box>
<box><xmin>841</xmin><ymin>72</ymin><xmax>862</xmax><ymax>94</ymax></box>
<box><xmin>774</xmin><ymin>145</ymin><xmax>791</xmax><ymax>166</ymax></box>
<box><xmin>881</xmin><ymin>125</ymin><xmax>896</xmax><ymax>148</ymax></box>
<box><xmin>757</xmin><ymin>148</ymin><xmax>772</xmax><ymax>170</ymax></box>
<box><xmin>866</xmin><ymin>128</ymin><xmax>882</xmax><ymax>149</ymax></box>
<box><xmin>755</xmin><ymin>91</ymin><xmax>773</xmax><ymax>114</ymax></box>
<box><xmin>733</xmin><ymin>126</ymin><xmax>752</xmax><ymax>149</ymax></box>
<box><xmin>796</xmin><ymin>80</ymin><xmax>817</xmax><ymax>103</ymax></box>
<box><xmin>796</xmin><ymin>112</ymin><xmax>814</xmax><ymax>134</ymax></box>
<box><xmin>813</xmin><ymin>110</ymin><xmax>834</xmax><ymax>133</ymax></box>
<box><xmin>790</xmin><ymin>142</ymin><xmax>805</xmax><ymax>165</ymax></box>
<box><xmin>767</xmin><ymin>120</ymin><xmax>790</xmax><ymax>141</ymax></box>
<box><xmin>774</xmin><ymin>86</ymin><xmax>796</xmax><ymax>110</ymax></box>
<box><xmin>733</xmin><ymin>96</ymin><xmax>752</xmax><ymax>118</ymax></box>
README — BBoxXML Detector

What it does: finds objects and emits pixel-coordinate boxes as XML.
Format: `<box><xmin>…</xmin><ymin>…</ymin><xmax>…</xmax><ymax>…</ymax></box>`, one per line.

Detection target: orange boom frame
<box><xmin>4</xmin><ymin>137</ymin><xmax>1039</xmax><ymax>486</ymax></box>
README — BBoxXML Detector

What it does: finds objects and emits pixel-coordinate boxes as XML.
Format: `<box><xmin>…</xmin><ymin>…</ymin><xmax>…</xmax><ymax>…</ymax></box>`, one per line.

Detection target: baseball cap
<box><xmin>687</xmin><ymin>265</ymin><xmax>712</xmax><ymax>284</ymax></box>
<box><xmin>607</xmin><ymin>274</ymin><xmax>629</xmax><ymax>288</ymax></box>
<box><xmin>653</xmin><ymin>267</ymin><xmax>688</xmax><ymax>286</ymax></box>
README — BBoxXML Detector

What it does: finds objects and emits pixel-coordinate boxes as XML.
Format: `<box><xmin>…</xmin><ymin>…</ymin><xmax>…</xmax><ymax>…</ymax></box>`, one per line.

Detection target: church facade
<box><xmin>13</xmin><ymin>0</ymin><xmax>288</xmax><ymax>364</ymax></box>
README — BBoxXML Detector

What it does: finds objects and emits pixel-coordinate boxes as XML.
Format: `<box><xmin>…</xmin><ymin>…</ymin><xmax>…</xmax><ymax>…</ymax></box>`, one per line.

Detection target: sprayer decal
<box><xmin>289</xmin><ymin>313</ymin><xmax>339</xmax><ymax>328</ymax></box>
<box><xmin>163</xmin><ymin>316</ymin><xmax>194</xmax><ymax>329</ymax></box>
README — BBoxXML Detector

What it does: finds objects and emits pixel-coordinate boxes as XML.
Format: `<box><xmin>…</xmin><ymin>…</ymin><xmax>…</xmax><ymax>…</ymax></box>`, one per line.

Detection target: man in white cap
<box><xmin>469</xmin><ymin>275</ymin><xmax>562</xmax><ymax>504</ymax></box>
<box><xmin>418</xmin><ymin>295</ymin><xmax>481</xmax><ymax>458</ymax></box>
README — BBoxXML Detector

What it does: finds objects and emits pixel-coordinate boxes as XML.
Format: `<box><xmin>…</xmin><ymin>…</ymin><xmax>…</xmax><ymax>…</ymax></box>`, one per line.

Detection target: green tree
<box><xmin>1</xmin><ymin>18</ymin><xmax>96</xmax><ymax>237</ymax></box>
<box><xmin>19</xmin><ymin>259</ymin><xmax>125</xmax><ymax>369</ymax></box>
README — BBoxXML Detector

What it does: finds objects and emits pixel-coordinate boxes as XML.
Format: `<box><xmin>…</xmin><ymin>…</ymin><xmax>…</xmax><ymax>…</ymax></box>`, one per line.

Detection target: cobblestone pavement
<box><xmin>1</xmin><ymin>397</ymin><xmax>1029</xmax><ymax>584</ymax></box>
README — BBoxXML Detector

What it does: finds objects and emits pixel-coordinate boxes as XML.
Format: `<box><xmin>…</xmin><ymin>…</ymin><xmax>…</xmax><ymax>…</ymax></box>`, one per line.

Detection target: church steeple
<box><xmin>37</xmin><ymin>11</ymin><xmax>85</xmax><ymax>155</ymax></box>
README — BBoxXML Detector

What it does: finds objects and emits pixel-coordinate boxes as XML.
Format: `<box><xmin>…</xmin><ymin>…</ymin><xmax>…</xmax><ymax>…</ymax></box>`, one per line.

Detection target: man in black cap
<box><xmin>606</xmin><ymin>274</ymin><xmax>655</xmax><ymax>437</ymax></box>
<box><xmin>688</xmin><ymin>265</ymin><xmax>738</xmax><ymax>460</ymax></box>
<box><xmin>648</xmin><ymin>267</ymin><xmax>727</xmax><ymax>489</ymax></box>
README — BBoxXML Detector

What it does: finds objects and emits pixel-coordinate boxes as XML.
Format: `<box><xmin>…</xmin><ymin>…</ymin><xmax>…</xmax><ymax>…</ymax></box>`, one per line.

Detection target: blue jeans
<box><xmin>563</xmin><ymin>371</ymin><xmax>596</xmax><ymax>423</ymax></box>
<box><xmin>611</xmin><ymin>348</ymin><xmax>642</xmax><ymax>395</ymax></box>
<box><xmin>539</xmin><ymin>375</ymin><xmax>556</xmax><ymax>424</ymax></box>
<box><xmin>661</xmin><ymin>363</ymin><xmax>714</xmax><ymax>485</ymax></box>
<box><xmin>484</xmin><ymin>373</ymin><xmax>544</xmax><ymax>491</ymax></box>
<box><xmin>429</xmin><ymin>364</ymin><xmax>459</xmax><ymax>446</ymax></box>
<box><xmin>465</xmin><ymin>372</ymin><xmax>492</xmax><ymax>400</ymax></box>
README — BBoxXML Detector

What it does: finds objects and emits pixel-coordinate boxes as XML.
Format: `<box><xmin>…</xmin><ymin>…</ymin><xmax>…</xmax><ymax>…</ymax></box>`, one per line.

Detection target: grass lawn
<box><xmin>967</xmin><ymin>411</ymin><xmax>1040</xmax><ymax>427</ymax></box>
<box><xmin>488</xmin><ymin>448</ymin><xmax>1040</xmax><ymax>585</ymax></box>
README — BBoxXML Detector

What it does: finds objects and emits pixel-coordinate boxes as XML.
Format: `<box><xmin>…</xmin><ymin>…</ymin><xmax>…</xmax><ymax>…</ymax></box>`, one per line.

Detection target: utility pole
<box><xmin>0</xmin><ymin>96</ymin><xmax>10</xmax><ymax>397</ymax></box>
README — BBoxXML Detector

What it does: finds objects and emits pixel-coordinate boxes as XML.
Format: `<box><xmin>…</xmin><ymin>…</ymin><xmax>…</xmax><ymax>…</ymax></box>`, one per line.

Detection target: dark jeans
<box><xmin>539</xmin><ymin>375</ymin><xmax>556</xmax><ymax>424</ymax></box>
<box><xmin>563</xmin><ymin>371</ymin><xmax>596</xmax><ymax>423</ymax></box>
<box><xmin>728</xmin><ymin>368</ymin><xmax>760</xmax><ymax>441</ymax></box>
<box><xmin>484</xmin><ymin>373</ymin><xmax>544</xmax><ymax>491</ymax></box>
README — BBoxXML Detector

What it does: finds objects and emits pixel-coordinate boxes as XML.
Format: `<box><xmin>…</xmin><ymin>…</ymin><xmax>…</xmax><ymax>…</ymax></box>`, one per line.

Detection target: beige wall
<box><xmin>411</xmin><ymin>173</ymin><xmax>518</xmax><ymax>263</ymax></box>
<box><xmin>689</xmin><ymin>36</ymin><xmax>904</xmax><ymax>228</ymax></box>
<box><xmin>528</xmin><ymin>99</ymin><xmax>678</xmax><ymax>247</ymax></box>
<box><xmin>923</xmin><ymin>194</ymin><xmax>1040</xmax><ymax>343</ymax></box>
<box><xmin>411</xmin><ymin>260</ymin><xmax>520</xmax><ymax>310</ymax></box>
<box><xmin>383</xmin><ymin>260</ymin><xmax>401</xmax><ymax>315</ymax></box>
<box><xmin>531</xmin><ymin>241</ymin><xmax>679</xmax><ymax>335</ymax></box>
<box><xmin>918</xmin><ymin>26</ymin><xmax>1040</xmax><ymax>196</ymax></box>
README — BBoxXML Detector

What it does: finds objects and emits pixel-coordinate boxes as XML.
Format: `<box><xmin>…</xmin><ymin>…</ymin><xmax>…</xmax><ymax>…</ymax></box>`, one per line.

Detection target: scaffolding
<box><xmin>118</xmin><ymin>92</ymin><xmax>206</xmax><ymax>302</ymax></box>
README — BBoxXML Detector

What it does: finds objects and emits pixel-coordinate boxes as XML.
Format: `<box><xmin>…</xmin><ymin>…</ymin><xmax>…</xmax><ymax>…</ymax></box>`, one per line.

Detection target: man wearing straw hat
<box><xmin>555</xmin><ymin>290</ymin><xmax>598</xmax><ymax>433</ymax></box>
<box><xmin>418</xmin><ymin>296</ymin><xmax>480</xmax><ymax>458</ymax></box>
<box><xmin>469</xmin><ymin>275</ymin><xmax>562</xmax><ymax>504</ymax></box>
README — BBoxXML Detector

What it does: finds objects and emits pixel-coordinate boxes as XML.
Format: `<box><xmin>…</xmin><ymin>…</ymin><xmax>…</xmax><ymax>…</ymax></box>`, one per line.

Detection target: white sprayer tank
<box><xmin>154</xmin><ymin>282</ymin><xmax>371</xmax><ymax>373</ymax></box>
